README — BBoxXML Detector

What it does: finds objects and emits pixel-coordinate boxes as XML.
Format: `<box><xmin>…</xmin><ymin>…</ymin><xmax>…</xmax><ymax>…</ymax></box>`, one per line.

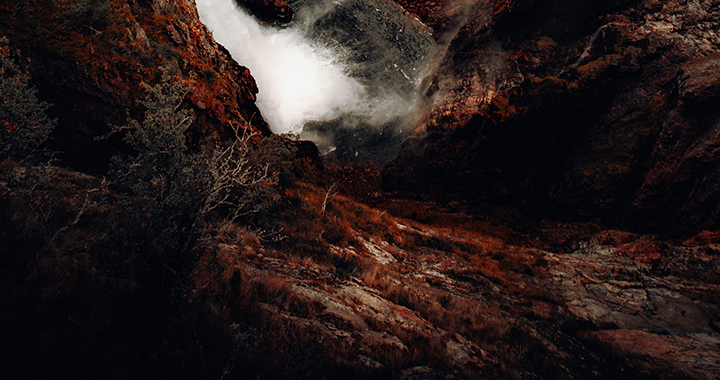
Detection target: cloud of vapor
<box><xmin>196</xmin><ymin>0</ymin><xmax>366</xmax><ymax>134</ymax></box>
<box><xmin>197</xmin><ymin>0</ymin><xmax>439</xmax><ymax>162</ymax></box>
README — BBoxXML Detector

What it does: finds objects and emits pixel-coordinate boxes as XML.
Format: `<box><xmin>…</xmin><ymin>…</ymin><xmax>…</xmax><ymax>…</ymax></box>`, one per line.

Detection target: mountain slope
<box><xmin>1</xmin><ymin>0</ymin><xmax>719</xmax><ymax>379</ymax></box>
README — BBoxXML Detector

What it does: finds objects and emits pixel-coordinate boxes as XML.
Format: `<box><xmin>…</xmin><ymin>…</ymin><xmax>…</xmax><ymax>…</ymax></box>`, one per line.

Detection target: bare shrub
<box><xmin>104</xmin><ymin>68</ymin><xmax>279</xmax><ymax>239</ymax></box>
<box><xmin>198</xmin><ymin>125</ymin><xmax>272</xmax><ymax>228</ymax></box>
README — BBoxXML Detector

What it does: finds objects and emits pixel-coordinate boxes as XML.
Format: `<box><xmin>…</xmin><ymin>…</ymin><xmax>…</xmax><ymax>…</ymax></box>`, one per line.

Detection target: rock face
<box><xmin>0</xmin><ymin>0</ymin><xmax>269</xmax><ymax>172</ymax></box>
<box><xmin>235</xmin><ymin>0</ymin><xmax>294</xmax><ymax>24</ymax></box>
<box><xmin>536</xmin><ymin>228</ymin><xmax>720</xmax><ymax>379</ymax></box>
<box><xmin>3</xmin><ymin>1</ymin><xmax>720</xmax><ymax>379</ymax></box>
<box><xmin>384</xmin><ymin>0</ymin><xmax>720</xmax><ymax>234</ymax></box>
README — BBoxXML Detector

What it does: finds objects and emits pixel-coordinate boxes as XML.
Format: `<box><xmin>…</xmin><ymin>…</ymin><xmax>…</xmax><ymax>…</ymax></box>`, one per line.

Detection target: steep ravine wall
<box><xmin>385</xmin><ymin>0</ymin><xmax>720</xmax><ymax>235</ymax></box>
<box><xmin>0</xmin><ymin>0</ymin><xmax>269</xmax><ymax>172</ymax></box>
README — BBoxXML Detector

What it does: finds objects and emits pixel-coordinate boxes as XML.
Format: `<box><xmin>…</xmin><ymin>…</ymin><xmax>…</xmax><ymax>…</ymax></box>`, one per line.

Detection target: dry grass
<box><xmin>191</xmin><ymin>241</ymin><xmax>324</xmax><ymax>321</ymax></box>
<box><xmin>185</xmin><ymin>177</ymin><xmax>566</xmax><ymax>378</ymax></box>
<box><xmin>271</xmin><ymin>181</ymin><xmax>540</xmax><ymax>347</ymax></box>
<box><xmin>360</xmin><ymin>265</ymin><xmax>510</xmax><ymax>343</ymax></box>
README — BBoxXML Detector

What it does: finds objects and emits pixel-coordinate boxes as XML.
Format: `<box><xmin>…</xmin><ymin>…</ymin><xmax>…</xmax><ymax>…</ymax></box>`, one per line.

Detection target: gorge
<box><xmin>198</xmin><ymin>0</ymin><xmax>438</xmax><ymax>162</ymax></box>
<box><xmin>1</xmin><ymin>0</ymin><xmax>720</xmax><ymax>379</ymax></box>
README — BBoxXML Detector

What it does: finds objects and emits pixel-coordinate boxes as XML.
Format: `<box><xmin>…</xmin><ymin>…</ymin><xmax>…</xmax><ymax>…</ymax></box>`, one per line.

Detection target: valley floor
<box><xmin>3</xmin><ymin>165</ymin><xmax>718</xmax><ymax>379</ymax></box>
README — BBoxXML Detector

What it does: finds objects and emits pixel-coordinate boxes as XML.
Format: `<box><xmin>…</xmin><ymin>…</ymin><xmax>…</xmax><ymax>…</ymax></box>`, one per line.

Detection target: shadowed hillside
<box><xmin>1</xmin><ymin>0</ymin><xmax>719</xmax><ymax>379</ymax></box>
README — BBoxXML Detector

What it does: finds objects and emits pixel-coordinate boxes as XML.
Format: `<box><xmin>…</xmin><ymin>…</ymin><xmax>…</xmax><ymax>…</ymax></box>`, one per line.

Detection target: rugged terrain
<box><xmin>1</xmin><ymin>0</ymin><xmax>719</xmax><ymax>379</ymax></box>
<box><xmin>3</xmin><ymin>161</ymin><xmax>719</xmax><ymax>379</ymax></box>
<box><xmin>388</xmin><ymin>0</ymin><xmax>720</xmax><ymax>234</ymax></box>
<box><xmin>1</xmin><ymin>0</ymin><xmax>270</xmax><ymax>172</ymax></box>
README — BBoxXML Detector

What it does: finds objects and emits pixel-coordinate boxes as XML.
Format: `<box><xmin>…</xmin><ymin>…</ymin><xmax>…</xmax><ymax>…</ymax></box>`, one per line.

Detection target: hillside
<box><xmin>1</xmin><ymin>0</ymin><xmax>719</xmax><ymax>379</ymax></box>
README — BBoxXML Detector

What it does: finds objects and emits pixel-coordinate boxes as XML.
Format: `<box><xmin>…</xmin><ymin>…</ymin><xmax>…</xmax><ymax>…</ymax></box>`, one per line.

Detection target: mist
<box><xmin>196</xmin><ymin>0</ymin><xmax>366</xmax><ymax>134</ymax></box>
<box><xmin>197</xmin><ymin>0</ymin><xmax>438</xmax><ymax>162</ymax></box>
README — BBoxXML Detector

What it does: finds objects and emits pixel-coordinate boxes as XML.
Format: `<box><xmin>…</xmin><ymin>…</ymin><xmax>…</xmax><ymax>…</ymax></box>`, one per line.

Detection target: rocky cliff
<box><xmin>0</xmin><ymin>0</ymin><xmax>269</xmax><ymax>172</ymax></box>
<box><xmin>2</xmin><ymin>0</ymin><xmax>719</xmax><ymax>379</ymax></box>
<box><xmin>386</xmin><ymin>0</ymin><xmax>720</xmax><ymax>235</ymax></box>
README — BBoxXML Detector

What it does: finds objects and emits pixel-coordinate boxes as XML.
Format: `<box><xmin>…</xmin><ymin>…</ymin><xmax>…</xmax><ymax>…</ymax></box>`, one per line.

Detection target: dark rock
<box><xmin>384</xmin><ymin>0</ymin><xmax>720</xmax><ymax>235</ymax></box>
<box><xmin>0</xmin><ymin>0</ymin><xmax>270</xmax><ymax>173</ymax></box>
<box><xmin>235</xmin><ymin>0</ymin><xmax>294</xmax><ymax>24</ymax></box>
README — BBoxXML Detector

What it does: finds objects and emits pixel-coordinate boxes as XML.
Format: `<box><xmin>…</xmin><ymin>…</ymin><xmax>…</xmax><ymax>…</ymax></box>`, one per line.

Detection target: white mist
<box><xmin>196</xmin><ymin>0</ymin><xmax>365</xmax><ymax>134</ymax></box>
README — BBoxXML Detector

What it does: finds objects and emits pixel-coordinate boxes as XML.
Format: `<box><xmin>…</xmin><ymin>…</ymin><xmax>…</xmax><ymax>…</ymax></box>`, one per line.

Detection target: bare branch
<box><xmin>196</xmin><ymin>123</ymin><xmax>271</xmax><ymax>228</ymax></box>
<box><xmin>321</xmin><ymin>183</ymin><xmax>336</xmax><ymax>216</ymax></box>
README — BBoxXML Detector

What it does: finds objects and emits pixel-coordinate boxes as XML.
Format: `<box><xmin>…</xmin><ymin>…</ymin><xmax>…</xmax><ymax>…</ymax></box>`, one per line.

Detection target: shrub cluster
<box><xmin>66</xmin><ymin>0</ymin><xmax>111</xmax><ymax>33</ymax></box>
<box><xmin>0</xmin><ymin>36</ymin><xmax>56</xmax><ymax>160</ymax></box>
<box><xmin>104</xmin><ymin>68</ymin><xmax>280</xmax><ymax>236</ymax></box>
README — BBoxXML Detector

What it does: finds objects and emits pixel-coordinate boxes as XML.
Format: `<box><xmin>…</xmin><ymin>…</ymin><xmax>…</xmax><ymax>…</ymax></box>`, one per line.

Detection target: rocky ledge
<box><xmin>235</xmin><ymin>0</ymin><xmax>294</xmax><ymax>24</ymax></box>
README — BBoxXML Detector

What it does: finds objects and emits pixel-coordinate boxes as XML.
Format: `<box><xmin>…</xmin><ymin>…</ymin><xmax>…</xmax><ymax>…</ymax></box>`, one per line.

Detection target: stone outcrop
<box><xmin>384</xmin><ymin>0</ymin><xmax>720</xmax><ymax>235</ymax></box>
<box><xmin>186</xmin><ymin>200</ymin><xmax>720</xmax><ymax>379</ymax></box>
<box><xmin>536</xmin><ymin>228</ymin><xmax>720</xmax><ymax>379</ymax></box>
<box><xmin>0</xmin><ymin>0</ymin><xmax>269</xmax><ymax>172</ymax></box>
<box><xmin>235</xmin><ymin>0</ymin><xmax>294</xmax><ymax>24</ymax></box>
